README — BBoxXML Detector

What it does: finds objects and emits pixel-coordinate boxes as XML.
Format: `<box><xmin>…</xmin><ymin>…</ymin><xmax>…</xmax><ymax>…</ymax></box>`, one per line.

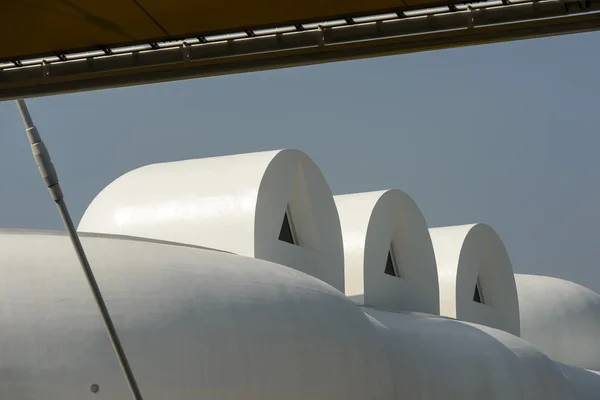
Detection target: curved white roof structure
<box><xmin>556</xmin><ymin>363</ymin><xmax>600</xmax><ymax>400</ymax></box>
<box><xmin>78</xmin><ymin>149</ymin><xmax>345</xmax><ymax>291</ymax></box>
<box><xmin>0</xmin><ymin>230</ymin><xmax>392</xmax><ymax>400</ymax></box>
<box><xmin>429</xmin><ymin>224</ymin><xmax>520</xmax><ymax>335</ymax></box>
<box><xmin>2</xmin><ymin>140</ymin><xmax>598</xmax><ymax>399</ymax></box>
<box><xmin>364</xmin><ymin>309</ymin><xmax>574</xmax><ymax>400</ymax></box>
<box><xmin>515</xmin><ymin>274</ymin><xmax>600</xmax><ymax>370</ymax></box>
<box><xmin>334</xmin><ymin>190</ymin><xmax>439</xmax><ymax>314</ymax></box>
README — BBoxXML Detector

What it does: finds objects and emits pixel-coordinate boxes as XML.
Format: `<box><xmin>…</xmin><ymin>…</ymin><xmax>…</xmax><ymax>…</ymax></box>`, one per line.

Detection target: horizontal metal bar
<box><xmin>1</xmin><ymin>0</ymin><xmax>593</xmax><ymax>69</ymax></box>
<box><xmin>0</xmin><ymin>0</ymin><xmax>568</xmax><ymax>68</ymax></box>
<box><xmin>0</xmin><ymin>1</ymin><xmax>598</xmax><ymax>100</ymax></box>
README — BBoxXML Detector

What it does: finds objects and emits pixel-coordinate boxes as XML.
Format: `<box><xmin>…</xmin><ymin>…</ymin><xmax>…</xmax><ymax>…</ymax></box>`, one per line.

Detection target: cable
<box><xmin>15</xmin><ymin>99</ymin><xmax>145</xmax><ymax>400</ymax></box>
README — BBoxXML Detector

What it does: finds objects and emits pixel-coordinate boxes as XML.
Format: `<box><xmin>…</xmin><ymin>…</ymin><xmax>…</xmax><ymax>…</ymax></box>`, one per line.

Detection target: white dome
<box><xmin>334</xmin><ymin>190</ymin><xmax>439</xmax><ymax>314</ymax></box>
<box><xmin>429</xmin><ymin>224</ymin><xmax>520</xmax><ymax>335</ymax></box>
<box><xmin>78</xmin><ymin>149</ymin><xmax>344</xmax><ymax>291</ymax></box>
<box><xmin>364</xmin><ymin>309</ymin><xmax>574</xmax><ymax>400</ymax></box>
<box><xmin>0</xmin><ymin>230</ymin><xmax>392</xmax><ymax>400</ymax></box>
<box><xmin>515</xmin><ymin>274</ymin><xmax>600</xmax><ymax>370</ymax></box>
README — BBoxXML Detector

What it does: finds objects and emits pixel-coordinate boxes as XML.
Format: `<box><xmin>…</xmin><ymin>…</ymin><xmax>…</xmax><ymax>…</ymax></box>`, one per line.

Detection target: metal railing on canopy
<box><xmin>1</xmin><ymin>0</ymin><xmax>598</xmax><ymax>100</ymax></box>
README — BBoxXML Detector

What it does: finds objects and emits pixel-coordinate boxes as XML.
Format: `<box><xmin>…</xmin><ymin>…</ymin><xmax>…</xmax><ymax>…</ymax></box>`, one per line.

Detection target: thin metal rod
<box><xmin>15</xmin><ymin>99</ymin><xmax>145</xmax><ymax>400</ymax></box>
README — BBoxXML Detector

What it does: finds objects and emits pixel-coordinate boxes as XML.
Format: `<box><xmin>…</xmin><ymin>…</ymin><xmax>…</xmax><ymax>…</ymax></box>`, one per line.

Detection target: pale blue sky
<box><xmin>1</xmin><ymin>32</ymin><xmax>599</xmax><ymax>291</ymax></box>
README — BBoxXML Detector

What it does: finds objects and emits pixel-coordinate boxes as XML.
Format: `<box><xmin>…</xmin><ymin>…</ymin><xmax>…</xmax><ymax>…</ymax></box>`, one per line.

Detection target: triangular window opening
<box><xmin>384</xmin><ymin>249</ymin><xmax>400</xmax><ymax>278</ymax></box>
<box><xmin>473</xmin><ymin>279</ymin><xmax>484</xmax><ymax>304</ymax></box>
<box><xmin>278</xmin><ymin>209</ymin><xmax>297</xmax><ymax>245</ymax></box>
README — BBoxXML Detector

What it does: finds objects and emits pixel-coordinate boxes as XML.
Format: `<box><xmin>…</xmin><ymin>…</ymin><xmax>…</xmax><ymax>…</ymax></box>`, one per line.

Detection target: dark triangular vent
<box><xmin>278</xmin><ymin>212</ymin><xmax>295</xmax><ymax>244</ymax></box>
<box><xmin>473</xmin><ymin>281</ymin><xmax>484</xmax><ymax>304</ymax></box>
<box><xmin>384</xmin><ymin>251</ymin><xmax>397</xmax><ymax>277</ymax></box>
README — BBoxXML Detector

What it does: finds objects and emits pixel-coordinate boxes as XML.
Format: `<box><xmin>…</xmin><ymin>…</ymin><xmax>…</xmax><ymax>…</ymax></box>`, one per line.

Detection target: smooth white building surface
<box><xmin>4</xmin><ymin>140</ymin><xmax>598</xmax><ymax>399</ymax></box>
<box><xmin>556</xmin><ymin>363</ymin><xmax>600</xmax><ymax>400</ymax></box>
<box><xmin>334</xmin><ymin>190</ymin><xmax>439</xmax><ymax>314</ymax></box>
<box><xmin>515</xmin><ymin>274</ymin><xmax>600</xmax><ymax>370</ymax></box>
<box><xmin>78</xmin><ymin>149</ymin><xmax>345</xmax><ymax>291</ymax></box>
<box><xmin>0</xmin><ymin>230</ymin><xmax>393</xmax><ymax>400</ymax></box>
<box><xmin>429</xmin><ymin>224</ymin><xmax>520</xmax><ymax>335</ymax></box>
<box><xmin>364</xmin><ymin>308</ymin><xmax>574</xmax><ymax>400</ymax></box>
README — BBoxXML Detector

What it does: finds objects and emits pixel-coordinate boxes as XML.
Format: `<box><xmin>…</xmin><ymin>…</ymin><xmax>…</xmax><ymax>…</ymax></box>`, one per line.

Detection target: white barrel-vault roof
<box><xmin>515</xmin><ymin>274</ymin><xmax>600</xmax><ymax>370</ymax></box>
<box><xmin>78</xmin><ymin>149</ymin><xmax>345</xmax><ymax>291</ymax></box>
<box><xmin>0</xmin><ymin>230</ymin><xmax>392</xmax><ymax>400</ymax></box>
<box><xmin>429</xmin><ymin>223</ymin><xmax>520</xmax><ymax>335</ymax></box>
<box><xmin>334</xmin><ymin>190</ymin><xmax>439</xmax><ymax>315</ymax></box>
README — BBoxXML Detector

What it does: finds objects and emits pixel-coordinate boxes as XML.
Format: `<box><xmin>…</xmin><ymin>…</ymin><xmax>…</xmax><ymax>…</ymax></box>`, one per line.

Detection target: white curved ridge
<box><xmin>515</xmin><ymin>274</ymin><xmax>600</xmax><ymax>370</ymax></box>
<box><xmin>334</xmin><ymin>190</ymin><xmax>439</xmax><ymax>314</ymax></box>
<box><xmin>364</xmin><ymin>309</ymin><xmax>574</xmax><ymax>400</ymax></box>
<box><xmin>0</xmin><ymin>230</ymin><xmax>392</xmax><ymax>400</ymax></box>
<box><xmin>428</xmin><ymin>224</ymin><xmax>520</xmax><ymax>335</ymax></box>
<box><xmin>78</xmin><ymin>149</ymin><xmax>344</xmax><ymax>291</ymax></box>
<box><xmin>556</xmin><ymin>363</ymin><xmax>600</xmax><ymax>400</ymax></box>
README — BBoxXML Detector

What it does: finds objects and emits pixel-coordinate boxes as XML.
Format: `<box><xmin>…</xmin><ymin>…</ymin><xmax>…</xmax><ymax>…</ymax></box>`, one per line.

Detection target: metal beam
<box><xmin>1</xmin><ymin>0</ymin><xmax>598</xmax><ymax>100</ymax></box>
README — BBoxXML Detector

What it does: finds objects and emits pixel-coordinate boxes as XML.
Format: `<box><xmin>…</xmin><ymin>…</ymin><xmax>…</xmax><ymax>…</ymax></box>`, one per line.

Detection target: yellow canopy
<box><xmin>2</xmin><ymin>0</ymin><xmax>447</xmax><ymax>61</ymax></box>
<box><xmin>2</xmin><ymin>0</ymin><xmax>598</xmax><ymax>99</ymax></box>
